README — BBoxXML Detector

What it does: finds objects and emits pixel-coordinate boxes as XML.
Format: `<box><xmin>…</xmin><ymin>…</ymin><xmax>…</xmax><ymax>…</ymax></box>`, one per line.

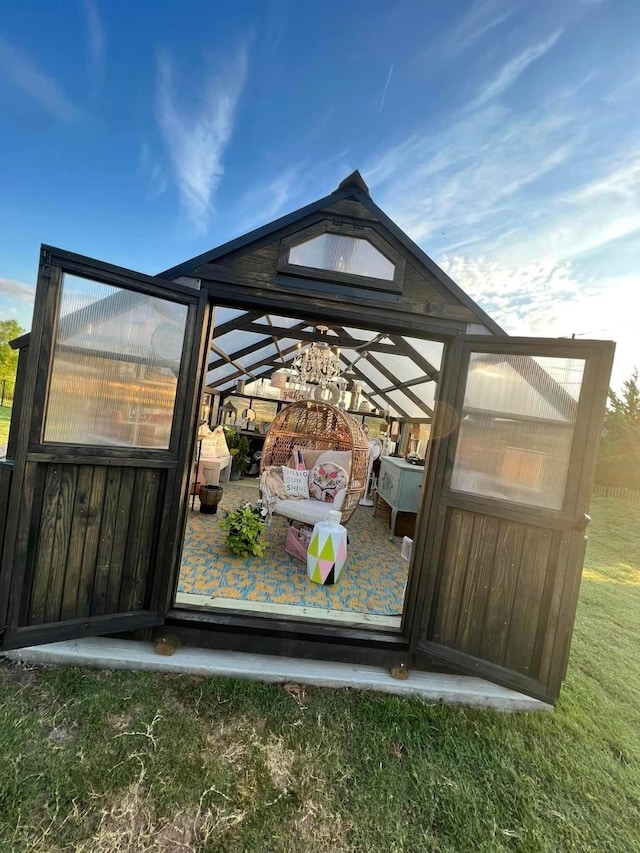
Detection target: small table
<box><xmin>202</xmin><ymin>455</ymin><xmax>231</xmax><ymax>486</ymax></box>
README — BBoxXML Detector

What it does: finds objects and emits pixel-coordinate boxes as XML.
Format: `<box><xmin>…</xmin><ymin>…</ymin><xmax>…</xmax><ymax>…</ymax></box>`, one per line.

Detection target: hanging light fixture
<box><xmin>291</xmin><ymin>326</ymin><xmax>342</xmax><ymax>391</ymax></box>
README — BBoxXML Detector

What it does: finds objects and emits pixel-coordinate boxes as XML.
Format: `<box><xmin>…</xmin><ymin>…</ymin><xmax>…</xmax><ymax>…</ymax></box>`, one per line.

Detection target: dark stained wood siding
<box><xmin>198</xmin><ymin>205</ymin><xmax>480</xmax><ymax>323</ymax></box>
<box><xmin>21</xmin><ymin>462</ymin><xmax>163</xmax><ymax>627</ymax></box>
<box><xmin>430</xmin><ymin>507</ymin><xmax>567</xmax><ymax>680</ymax></box>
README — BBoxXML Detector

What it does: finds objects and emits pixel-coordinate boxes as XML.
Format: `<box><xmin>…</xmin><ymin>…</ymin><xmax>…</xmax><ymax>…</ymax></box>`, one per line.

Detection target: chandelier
<box><xmin>291</xmin><ymin>327</ymin><xmax>341</xmax><ymax>390</ymax></box>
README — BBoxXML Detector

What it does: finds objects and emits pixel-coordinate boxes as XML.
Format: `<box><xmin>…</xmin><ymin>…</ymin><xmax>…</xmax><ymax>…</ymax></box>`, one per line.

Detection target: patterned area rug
<box><xmin>178</xmin><ymin>481</ymin><xmax>408</xmax><ymax>617</ymax></box>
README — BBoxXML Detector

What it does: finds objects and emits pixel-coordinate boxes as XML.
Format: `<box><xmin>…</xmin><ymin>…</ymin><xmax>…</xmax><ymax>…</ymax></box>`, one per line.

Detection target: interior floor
<box><xmin>175</xmin><ymin>480</ymin><xmax>409</xmax><ymax>629</ymax></box>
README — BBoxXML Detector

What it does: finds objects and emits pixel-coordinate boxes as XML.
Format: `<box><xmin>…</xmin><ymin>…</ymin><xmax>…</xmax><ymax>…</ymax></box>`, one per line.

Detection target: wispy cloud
<box><xmin>444</xmin><ymin>0</ymin><xmax>516</xmax><ymax>55</ymax></box>
<box><xmin>156</xmin><ymin>47</ymin><xmax>247</xmax><ymax>233</ymax></box>
<box><xmin>0</xmin><ymin>34</ymin><xmax>82</xmax><ymax>122</ymax></box>
<box><xmin>139</xmin><ymin>141</ymin><xmax>168</xmax><ymax>200</ymax></box>
<box><xmin>0</xmin><ymin>277</ymin><xmax>35</xmax><ymax>305</ymax></box>
<box><xmin>471</xmin><ymin>29</ymin><xmax>563</xmax><ymax>107</ymax></box>
<box><xmin>83</xmin><ymin>0</ymin><xmax>105</xmax><ymax>91</ymax></box>
<box><xmin>440</xmin><ymin>255</ymin><xmax>635</xmax><ymax>386</ymax></box>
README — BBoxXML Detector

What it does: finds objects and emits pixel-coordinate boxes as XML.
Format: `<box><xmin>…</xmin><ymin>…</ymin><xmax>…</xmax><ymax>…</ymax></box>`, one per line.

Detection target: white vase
<box><xmin>306</xmin><ymin>511</ymin><xmax>347</xmax><ymax>585</ymax></box>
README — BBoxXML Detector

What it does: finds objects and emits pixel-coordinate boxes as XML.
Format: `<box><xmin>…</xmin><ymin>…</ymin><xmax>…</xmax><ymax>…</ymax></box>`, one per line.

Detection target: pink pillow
<box><xmin>308</xmin><ymin>462</ymin><xmax>348</xmax><ymax>503</ymax></box>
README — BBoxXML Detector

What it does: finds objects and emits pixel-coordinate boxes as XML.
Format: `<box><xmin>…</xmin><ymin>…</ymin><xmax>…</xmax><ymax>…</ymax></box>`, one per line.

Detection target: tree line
<box><xmin>595</xmin><ymin>368</ymin><xmax>640</xmax><ymax>491</ymax></box>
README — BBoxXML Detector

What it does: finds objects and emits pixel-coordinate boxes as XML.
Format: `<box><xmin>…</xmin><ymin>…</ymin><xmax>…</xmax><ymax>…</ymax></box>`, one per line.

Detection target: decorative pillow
<box><xmin>282</xmin><ymin>466</ymin><xmax>310</xmax><ymax>499</ymax></box>
<box><xmin>308</xmin><ymin>462</ymin><xmax>348</xmax><ymax>503</ymax></box>
<box><xmin>315</xmin><ymin>450</ymin><xmax>352</xmax><ymax>475</ymax></box>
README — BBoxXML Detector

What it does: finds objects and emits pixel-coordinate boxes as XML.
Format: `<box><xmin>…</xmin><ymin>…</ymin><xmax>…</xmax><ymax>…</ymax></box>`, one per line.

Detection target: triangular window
<box><xmin>289</xmin><ymin>234</ymin><xmax>395</xmax><ymax>281</ymax></box>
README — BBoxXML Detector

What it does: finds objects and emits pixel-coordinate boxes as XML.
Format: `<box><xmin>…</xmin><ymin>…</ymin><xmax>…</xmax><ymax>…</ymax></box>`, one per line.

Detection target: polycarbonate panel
<box><xmin>387</xmin><ymin>391</ymin><xmax>427</xmax><ymax>419</ymax></box>
<box><xmin>214</xmin><ymin>330</ymin><xmax>268</xmax><ymax>353</ymax></box>
<box><xmin>289</xmin><ymin>234</ymin><xmax>395</xmax><ymax>280</ymax></box>
<box><xmin>378</xmin><ymin>353</ymin><xmax>424</xmax><ymax>382</ymax></box>
<box><xmin>402</xmin><ymin>337</ymin><xmax>444</xmax><ymax>371</ymax></box>
<box><xmin>213</xmin><ymin>306</ymin><xmax>246</xmax><ymax>327</ymax></box>
<box><xmin>450</xmin><ymin>353</ymin><xmax>585</xmax><ymax>510</ymax></box>
<box><xmin>407</xmin><ymin>381</ymin><xmax>437</xmax><ymax>409</ymax></box>
<box><xmin>44</xmin><ymin>275</ymin><xmax>187</xmax><ymax>448</ymax></box>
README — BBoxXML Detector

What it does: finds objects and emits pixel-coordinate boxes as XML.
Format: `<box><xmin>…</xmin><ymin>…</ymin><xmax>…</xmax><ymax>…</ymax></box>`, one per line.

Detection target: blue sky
<box><xmin>0</xmin><ymin>0</ymin><xmax>638</xmax><ymax>386</ymax></box>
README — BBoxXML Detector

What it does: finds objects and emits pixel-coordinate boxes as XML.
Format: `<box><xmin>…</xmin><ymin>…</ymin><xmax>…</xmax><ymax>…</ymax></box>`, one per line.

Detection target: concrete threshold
<box><xmin>4</xmin><ymin>637</ymin><xmax>553</xmax><ymax>713</ymax></box>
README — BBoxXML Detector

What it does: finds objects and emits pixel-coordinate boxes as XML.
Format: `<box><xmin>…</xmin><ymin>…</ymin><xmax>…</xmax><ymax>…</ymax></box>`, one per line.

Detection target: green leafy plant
<box><xmin>224</xmin><ymin>428</ymin><xmax>250</xmax><ymax>476</ymax></box>
<box><xmin>220</xmin><ymin>500</ymin><xmax>268</xmax><ymax>557</ymax></box>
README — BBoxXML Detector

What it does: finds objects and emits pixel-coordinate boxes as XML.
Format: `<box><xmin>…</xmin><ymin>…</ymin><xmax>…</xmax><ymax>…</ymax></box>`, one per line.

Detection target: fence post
<box><xmin>0</xmin><ymin>379</ymin><xmax>4</xmax><ymax>407</ymax></box>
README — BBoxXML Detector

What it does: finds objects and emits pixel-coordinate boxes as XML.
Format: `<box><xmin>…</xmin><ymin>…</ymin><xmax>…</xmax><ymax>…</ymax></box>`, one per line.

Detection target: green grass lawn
<box><xmin>0</xmin><ymin>405</ymin><xmax>11</xmax><ymax>449</ymax></box>
<box><xmin>0</xmin><ymin>496</ymin><xmax>639</xmax><ymax>852</ymax></box>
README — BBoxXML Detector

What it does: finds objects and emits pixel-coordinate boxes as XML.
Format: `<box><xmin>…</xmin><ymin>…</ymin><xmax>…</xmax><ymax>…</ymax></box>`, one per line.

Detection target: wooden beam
<box><xmin>209</xmin><ymin>342</ymin><xmax>300</xmax><ymax>387</ymax></box>
<box><xmin>376</xmin><ymin>374</ymin><xmax>436</xmax><ymax>395</ymax></box>
<box><xmin>212</xmin><ymin>310</ymin><xmax>263</xmax><ymax>340</ymax></box>
<box><xmin>388</xmin><ymin>334</ymin><xmax>440</xmax><ymax>382</ymax></box>
<box><xmin>362</xmin><ymin>350</ymin><xmax>434</xmax><ymax>417</ymax></box>
<box><xmin>241</xmin><ymin>323</ymin><xmax>398</xmax><ymax>353</ymax></box>
<box><xmin>207</xmin><ymin>321</ymin><xmax>310</xmax><ymax>370</ymax></box>
<box><xmin>335</xmin><ymin>326</ymin><xmax>433</xmax><ymax>417</ymax></box>
<box><xmin>339</xmin><ymin>353</ymin><xmax>409</xmax><ymax>419</ymax></box>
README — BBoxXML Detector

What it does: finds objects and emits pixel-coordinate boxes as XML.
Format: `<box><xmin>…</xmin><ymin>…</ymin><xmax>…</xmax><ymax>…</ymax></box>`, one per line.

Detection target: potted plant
<box><xmin>224</xmin><ymin>429</ymin><xmax>250</xmax><ymax>480</ymax></box>
<box><xmin>220</xmin><ymin>500</ymin><xmax>268</xmax><ymax>557</ymax></box>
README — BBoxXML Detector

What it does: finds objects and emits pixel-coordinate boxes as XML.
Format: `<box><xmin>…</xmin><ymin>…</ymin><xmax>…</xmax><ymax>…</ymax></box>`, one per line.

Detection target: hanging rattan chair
<box><xmin>260</xmin><ymin>400</ymin><xmax>369</xmax><ymax>523</ymax></box>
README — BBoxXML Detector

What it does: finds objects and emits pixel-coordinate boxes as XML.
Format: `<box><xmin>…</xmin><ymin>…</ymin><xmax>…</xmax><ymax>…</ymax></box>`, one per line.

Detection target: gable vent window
<box><xmin>289</xmin><ymin>234</ymin><xmax>395</xmax><ymax>280</ymax></box>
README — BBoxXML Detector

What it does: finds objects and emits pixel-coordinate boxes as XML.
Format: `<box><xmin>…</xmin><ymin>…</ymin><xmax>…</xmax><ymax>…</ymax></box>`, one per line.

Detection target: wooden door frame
<box><xmin>406</xmin><ymin>335</ymin><xmax>614</xmax><ymax>701</ymax></box>
<box><xmin>167</xmin><ymin>284</ymin><xmax>458</xmax><ymax>648</ymax></box>
<box><xmin>0</xmin><ymin>247</ymin><xmax>209</xmax><ymax>648</ymax></box>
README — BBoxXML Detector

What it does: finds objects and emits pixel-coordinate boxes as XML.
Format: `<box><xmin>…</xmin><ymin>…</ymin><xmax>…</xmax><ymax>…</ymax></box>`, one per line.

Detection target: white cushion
<box><xmin>281</xmin><ymin>466</ymin><xmax>310</xmax><ymax>499</ymax></box>
<box><xmin>315</xmin><ymin>450</ymin><xmax>352</xmax><ymax>474</ymax></box>
<box><xmin>274</xmin><ymin>491</ymin><xmax>346</xmax><ymax>525</ymax></box>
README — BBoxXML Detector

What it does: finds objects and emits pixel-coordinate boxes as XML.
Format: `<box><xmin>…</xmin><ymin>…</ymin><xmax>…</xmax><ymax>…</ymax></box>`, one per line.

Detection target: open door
<box><xmin>0</xmin><ymin>247</ymin><xmax>210</xmax><ymax>650</ymax></box>
<box><xmin>410</xmin><ymin>336</ymin><xmax>615</xmax><ymax>703</ymax></box>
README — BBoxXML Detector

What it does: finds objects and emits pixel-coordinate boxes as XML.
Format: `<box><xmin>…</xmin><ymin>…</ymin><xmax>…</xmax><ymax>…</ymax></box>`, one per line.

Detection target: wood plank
<box><xmin>44</xmin><ymin>465</ymin><xmax>78</xmax><ymax>623</ymax></box>
<box><xmin>91</xmin><ymin>466</ymin><xmax>123</xmax><ymax>617</ymax></box>
<box><xmin>436</xmin><ymin>509</ymin><xmax>476</xmax><ymax>647</ymax></box>
<box><xmin>504</xmin><ymin>526</ymin><xmax>553</xmax><ymax>675</ymax></box>
<box><xmin>28</xmin><ymin>464</ymin><xmax>63</xmax><ymax>625</ymax></box>
<box><xmin>128</xmin><ymin>469</ymin><xmax>161</xmax><ymax>612</ymax></box>
<box><xmin>61</xmin><ymin>466</ymin><xmax>95</xmax><ymax>621</ymax></box>
<box><xmin>456</xmin><ymin>514</ymin><xmax>500</xmax><ymax>657</ymax></box>
<box><xmin>75</xmin><ymin>466</ymin><xmax>108</xmax><ymax>618</ymax></box>
<box><xmin>118</xmin><ymin>468</ymin><xmax>152</xmax><ymax>612</ymax></box>
<box><xmin>479</xmin><ymin>518</ymin><xmax>526</xmax><ymax>667</ymax></box>
<box><xmin>104</xmin><ymin>467</ymin><xmax>135</xmax><ymax>613</ymax></box>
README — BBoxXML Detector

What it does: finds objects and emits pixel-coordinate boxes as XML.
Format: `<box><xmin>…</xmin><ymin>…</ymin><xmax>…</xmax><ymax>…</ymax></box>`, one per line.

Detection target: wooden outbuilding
<box><xmin>0</xmin><ymin>172</ymin><xmax>614</xmax><ymax>705</ymax></box>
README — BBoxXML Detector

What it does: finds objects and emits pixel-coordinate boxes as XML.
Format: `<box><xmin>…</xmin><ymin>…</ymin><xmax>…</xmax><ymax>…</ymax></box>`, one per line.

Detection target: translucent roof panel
<box><xmin>387</xmin><ymin>391</ymin><xmax>429</xmax><ymax>419</ymax></box>
<box><xmin>289</xmin><ymin>234</ymin><xmax>394</xmax><ymax>280</ymax></box>
<box><xmin>375</xmin><ymin>353</ymin><xmax>424</xmax><ymax>383</ymax></box>
<box><xmin>212</xmin><ymin>306</ymin><xmax>247</xmax><ymax>328</ymax></box>
<box><xmin>405</xmin><ymin>381</ymin><xmax>437</xmax><ymax>410</ymax></box>
<box><xmin>207</xmin><ymin>362</ymin><xmax>237</xmax><ymax>385</ymax></box>
<box><xmin>213</xmin><ymin>330</ymin><xmax>272</xmax><ymax>354</ymax></box>
<box><xmin>402</xmin><ymin>338</ymin><xmax>444</xmax><ymax>372</ymax></box>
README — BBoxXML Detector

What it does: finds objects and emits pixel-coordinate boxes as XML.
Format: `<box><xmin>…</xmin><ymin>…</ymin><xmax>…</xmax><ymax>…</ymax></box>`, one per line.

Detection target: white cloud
<box><xmin>83</xmin><ymin>0</ymin><xmax>105</xmax><ymax>90</ymax></box>
<box><xmin>471</xmin><ymin>30</ymin><xmax>563</xmax><ymax>107</ymax></box>
<box><xmin>440</xmin><ymin>255</ymin><xmax>636</xmax><ymax>388</ymax></box>
<box><xmin>139</xmin><ymin>141</ymin><xmax>168</xmax><ymax>200</ymax></box>
<box><xmin>156</xmin><ymin>47</ymin><xmax>247</xmax><ymax>233</ymax></box>
<box><xmin>0</xmin><ymin>35</ymin><xmax>82</xmax><ymax>122</ymax></box>
<box><xmin>441</xmin><ymin>0</ymin><xmax>516</xmax><ymax>56</ymax></box>
<box><xmin>0</xmin><ymin>277</ymin><xmax>35</xmax><ymax>305</ymax></box>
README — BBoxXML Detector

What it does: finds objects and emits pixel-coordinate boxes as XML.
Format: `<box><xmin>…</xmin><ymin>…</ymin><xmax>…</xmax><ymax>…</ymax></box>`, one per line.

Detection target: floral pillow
<box><xmin>308</xmin><ymin>462</ymin><xmax>348</xmax><ymax>503</ymax></box>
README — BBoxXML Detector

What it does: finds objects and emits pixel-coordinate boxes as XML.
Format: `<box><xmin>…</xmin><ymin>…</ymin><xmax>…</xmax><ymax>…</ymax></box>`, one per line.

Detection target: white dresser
<box><xmin>376</xmin><ymin>457</ymin><xmax>425</xmax><ymax>539</ymax></box>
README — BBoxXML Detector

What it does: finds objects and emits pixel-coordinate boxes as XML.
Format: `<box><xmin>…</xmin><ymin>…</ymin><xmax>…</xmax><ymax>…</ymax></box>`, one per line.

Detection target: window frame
<box><xmin>278</xmin><ymin>220</ymin><xmax>406</xmax><ymax>294</ymax></box>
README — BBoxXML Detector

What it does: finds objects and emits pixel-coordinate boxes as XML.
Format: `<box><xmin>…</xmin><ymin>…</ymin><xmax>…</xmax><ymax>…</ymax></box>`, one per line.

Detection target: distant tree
<box><xmin>595</xmin><ymin>368</ymin><xmax>640</xmax><ymax>489</ymax></box>
<box><xmin>0</xmin><ymin>319</ymin><xmax>25</xmax><ymax>385</ymax></box>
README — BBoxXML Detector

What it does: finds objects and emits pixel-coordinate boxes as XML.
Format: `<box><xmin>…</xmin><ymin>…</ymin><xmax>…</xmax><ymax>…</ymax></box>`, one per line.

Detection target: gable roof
<box><xmin>160</xmin><ymin>170</ymin><xmax>505</xmax><ymax>336</ymax></box>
